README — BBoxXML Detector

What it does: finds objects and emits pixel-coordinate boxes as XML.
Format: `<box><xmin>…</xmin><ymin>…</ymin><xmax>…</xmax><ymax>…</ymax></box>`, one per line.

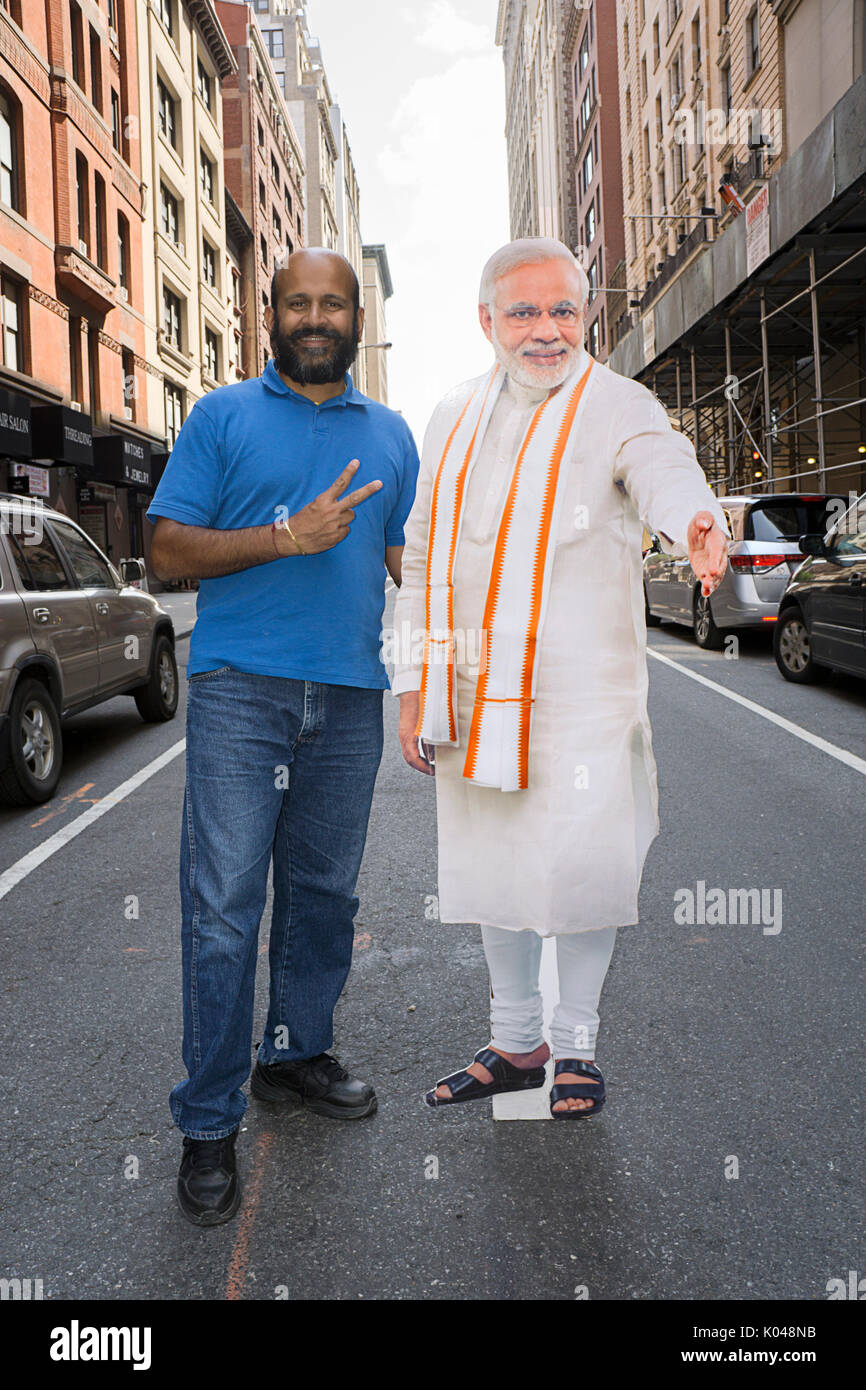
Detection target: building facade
<box><xmin>361</xmin><ymin>244</ymin><xmax>392</xmax><ymax>408</ymax></box>
<box><xmin>0</xmin><ymin>0</ymin><xmax>164</xmax><ymax>566</ymax></box>
<box><xmin>610</xmin><ymin>2</ymin><xmax>866</xmax><ymax>503</ymax></box>
<box><xmin>565</xmin><ymin>0</ymin><xmax>627</xmax><ymax>361</ymax></box>
<box><xmin>216</xmin><ymin>0</ymin><xmax>306</xmax><ymax>380</ymax></box>
<box><xmin>496</xmin><ymin>0</ymin><xmax>576</xmax><ymax>245</ymax></box>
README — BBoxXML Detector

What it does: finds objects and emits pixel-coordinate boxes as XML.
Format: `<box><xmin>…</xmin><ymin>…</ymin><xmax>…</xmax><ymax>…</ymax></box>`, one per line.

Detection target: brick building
<box><xmin>216</xmin><ymin>0</ymin><xmax>306</xmax><ymax>380</ymax></box>
<box><xmin>0</xmin><ymin>0</ymin><xmax>164</xmax><ymax>565</ymax></box>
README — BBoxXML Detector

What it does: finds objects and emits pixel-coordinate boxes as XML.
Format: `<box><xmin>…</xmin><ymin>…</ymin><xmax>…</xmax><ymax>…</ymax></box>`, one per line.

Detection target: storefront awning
<box><xmin>31</xmin><ymin>404</ymin><xmax>93</xmax><ymax>466</ymax></box>
<box><xmin>92</xmin><ymin>433</ymin><xmax>153</xmax><ymax>490</ymax></box>
<box><xmin>0</xmin><ymin>387</ymin><xmax>32</xmax><ymax>459</ymax></box>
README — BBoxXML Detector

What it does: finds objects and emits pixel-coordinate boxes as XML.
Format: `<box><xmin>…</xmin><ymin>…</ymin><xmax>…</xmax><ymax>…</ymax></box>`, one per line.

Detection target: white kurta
<box><xmin>391</xmin><ymin>349</ymin><xmax>729</xmax><ymax>935</ymax></box>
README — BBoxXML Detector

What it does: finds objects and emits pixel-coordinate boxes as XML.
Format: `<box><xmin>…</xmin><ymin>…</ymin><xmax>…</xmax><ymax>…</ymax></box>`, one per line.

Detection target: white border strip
<box><xmin>647</xmin><ymin>647</ymin><xmax>866</xmax><ymax>777</ymax></box>
<box><xmin>0</xmin><ymin>739</ymin><xmax>187</xmax><ymax>903</ymax></box>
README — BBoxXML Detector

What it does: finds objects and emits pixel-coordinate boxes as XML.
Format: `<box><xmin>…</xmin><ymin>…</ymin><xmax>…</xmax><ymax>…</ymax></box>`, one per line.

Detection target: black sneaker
<box><xmin>176</xmin><ymin>1129</ymin><xmax>241</xmax><ymax>1227</ymax></box>
<box><xmin>251</xmin><ymin>1053</ymin><xmax>377</xmax><ymax>1120</ymax></box>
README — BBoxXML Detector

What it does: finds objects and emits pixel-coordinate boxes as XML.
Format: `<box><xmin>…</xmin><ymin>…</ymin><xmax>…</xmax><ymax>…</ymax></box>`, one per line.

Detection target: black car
<box><xmin>774</xmin><ymin>498</ymin><xmax>866</xmax><ymax>683</ymax></box>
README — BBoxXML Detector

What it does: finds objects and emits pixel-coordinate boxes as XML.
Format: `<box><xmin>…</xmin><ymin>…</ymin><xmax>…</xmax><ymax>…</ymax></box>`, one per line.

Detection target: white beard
<box><xmin>490</xmin><ymin>322</ymin><xmax>583</xmax><ymax>391</ymax></box>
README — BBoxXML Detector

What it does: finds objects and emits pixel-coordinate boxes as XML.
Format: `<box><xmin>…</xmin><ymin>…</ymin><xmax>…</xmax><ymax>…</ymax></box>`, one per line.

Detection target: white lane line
<box><xmin>493</xmin><ymin>937</ymin><xmax>559</xmax><ymax>1121</ymax></box>
<box><xmin>0</xmin><ymin>739</ymin><xmax>187</xmax><ymax>903</ymax></box>
<box><xmin>648</xmin><ymin>647</ymin><xmax>866</xmax><ymax>777</ymax></box>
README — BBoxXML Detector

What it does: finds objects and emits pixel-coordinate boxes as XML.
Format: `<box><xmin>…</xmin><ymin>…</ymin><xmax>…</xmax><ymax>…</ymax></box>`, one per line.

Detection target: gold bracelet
<box><xmin>286</xmin><ymin>523</ymin><xmax>306</xmax><ymax>556</ymax></box>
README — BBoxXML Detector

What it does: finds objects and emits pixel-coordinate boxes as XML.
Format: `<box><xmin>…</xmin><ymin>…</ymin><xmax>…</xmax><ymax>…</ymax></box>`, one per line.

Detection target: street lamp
<box><xmin>360</xmin><ymin>342</ymin><xmax>392</xmax><ymax>351</ymax></box>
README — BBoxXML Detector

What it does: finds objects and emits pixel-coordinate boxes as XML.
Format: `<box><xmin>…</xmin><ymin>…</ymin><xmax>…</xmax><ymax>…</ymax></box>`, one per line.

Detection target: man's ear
<box><xmin>356</xmin><ymin>305</ymin><xmax>366</xmax><ymax>340</ymax></box>
<box><xmin>479</xmin><ymin>303</ymin><xmax>493</xmax><ymax>343</ymax></box>
<box><xmin>264</xmin><ymin>305</ymin><xmax>275</xmax><ymax>335</ymax></box>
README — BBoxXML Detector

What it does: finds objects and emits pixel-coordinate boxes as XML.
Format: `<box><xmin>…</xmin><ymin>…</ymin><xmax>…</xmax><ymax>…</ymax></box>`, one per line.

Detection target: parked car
<box><xmin>643</xmin><ymin>493</ymin><xmax>848</xmax><ymax>649</ymax></box>
<box><xmin>0</xmin><ymin>494</ymin><xmax>178</xmax><ymax>806</ymax></box>
<box><xmin>774</xmin><ymin>492</ymin><xmax>866</xmax><ymax>683</ymax></box>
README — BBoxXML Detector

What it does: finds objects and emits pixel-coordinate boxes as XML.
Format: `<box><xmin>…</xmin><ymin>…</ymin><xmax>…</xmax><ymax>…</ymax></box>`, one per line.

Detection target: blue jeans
<box><xmin>170</xmin><ymin>668</ymin><xmax>384</xmax><ymax>1139</ymax></box>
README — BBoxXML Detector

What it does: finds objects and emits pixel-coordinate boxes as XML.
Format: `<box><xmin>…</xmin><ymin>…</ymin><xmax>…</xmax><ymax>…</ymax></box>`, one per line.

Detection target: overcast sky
<box><xmin>304</xmin><ymin>0</ymin><xmax>510</xmax><ymax>441</ymax></box>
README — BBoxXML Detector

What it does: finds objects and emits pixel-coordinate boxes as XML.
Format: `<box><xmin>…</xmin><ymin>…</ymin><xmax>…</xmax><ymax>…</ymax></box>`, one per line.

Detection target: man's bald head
<box><xmin>271</xmin><ymin>248</ymin><xmax>360</xmax><ymax>318</ymax></box>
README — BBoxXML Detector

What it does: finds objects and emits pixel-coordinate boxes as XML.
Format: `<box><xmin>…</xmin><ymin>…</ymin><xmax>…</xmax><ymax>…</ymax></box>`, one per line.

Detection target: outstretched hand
<box><xmin>688</xmin><ymin>511</ymin><xmax>729</xmax><ymax>597</ymax></box>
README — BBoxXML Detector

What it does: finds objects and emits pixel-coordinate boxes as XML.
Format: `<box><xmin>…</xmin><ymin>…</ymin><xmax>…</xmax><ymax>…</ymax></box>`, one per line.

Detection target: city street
<box><xmin>1</xmin><ymin>599</ymin><xmax>864</xmax><ymax>1302</ymax></box>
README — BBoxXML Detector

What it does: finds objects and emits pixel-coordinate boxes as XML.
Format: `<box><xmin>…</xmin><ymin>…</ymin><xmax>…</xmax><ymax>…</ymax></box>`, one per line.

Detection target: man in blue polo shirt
<box><xmin>147</xmin><ymin>248</ymin><xmax>419</xmax><ymax>1227</ymax></box>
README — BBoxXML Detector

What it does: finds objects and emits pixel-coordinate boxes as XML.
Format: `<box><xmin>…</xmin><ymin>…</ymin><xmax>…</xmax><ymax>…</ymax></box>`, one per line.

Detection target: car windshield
<box><xmin>745</xmin><ymin>499</ymin><xmax>846</xmax><ymax>542</ymax></box>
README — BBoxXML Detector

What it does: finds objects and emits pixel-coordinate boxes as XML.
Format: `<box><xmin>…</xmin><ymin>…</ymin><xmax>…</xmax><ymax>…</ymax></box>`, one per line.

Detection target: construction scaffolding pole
<box><xmin>760</xmin><ymin>288</ymin><xmax>774</xmax><ymax>492</ymax></box>
<box><xmin>725</xmin><ymin>318</ymin><xmax>736</xmax><ymax>489</ymax></box>
<box><xmin>808</xmin><ymin>248</ymin><xmax>827</xmax><ymax>490</ymax></box>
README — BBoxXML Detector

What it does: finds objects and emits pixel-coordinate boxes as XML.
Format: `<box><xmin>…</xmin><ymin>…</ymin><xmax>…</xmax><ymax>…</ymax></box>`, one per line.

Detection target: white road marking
<box><xmin>0</xmin><ymin>739</ymin><xmax>187</xmax><ymax>903</ymax></box>
<box><xmin>647</xmin><ymin>647</ymin><xmax>866</xmax><ymax>777</ymax></box>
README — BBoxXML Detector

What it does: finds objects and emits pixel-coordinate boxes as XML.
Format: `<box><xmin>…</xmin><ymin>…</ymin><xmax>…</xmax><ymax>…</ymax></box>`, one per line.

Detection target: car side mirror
<box><xmin>798</xmin><ymin>532</ymin><xmax>830</xmax><ymax>558</ymax></box>
<box><xmin>121</xmin><ymin>558</ymin><xmax>145</xmax><ymax>584</ymax></box>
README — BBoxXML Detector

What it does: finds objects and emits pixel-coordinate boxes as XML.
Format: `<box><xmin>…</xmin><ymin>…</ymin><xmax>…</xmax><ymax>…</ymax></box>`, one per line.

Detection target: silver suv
<box><xmin>0</xmin><ymin>494</ymin><xmax>178</xmax><ymax>806</ymax></box>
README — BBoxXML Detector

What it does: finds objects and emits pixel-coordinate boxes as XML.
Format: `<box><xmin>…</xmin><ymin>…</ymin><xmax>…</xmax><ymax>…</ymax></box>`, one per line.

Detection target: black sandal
<box><xmin>549</xmin><ymin>1059</ymin><xmax>605</xmax><ymax>1119</ymax></box>
<box><xmin>425</xmin><ymin>1047</ymin><xmax>547</xmax><ymax>1108</ymax></box>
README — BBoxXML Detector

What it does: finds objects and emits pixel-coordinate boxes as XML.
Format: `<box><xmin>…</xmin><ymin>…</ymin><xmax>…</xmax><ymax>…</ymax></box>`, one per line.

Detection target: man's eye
<box><xmin>510</xmin><ymin>310</ymin><xmax>533</xmax><ymax>320</ymax></box>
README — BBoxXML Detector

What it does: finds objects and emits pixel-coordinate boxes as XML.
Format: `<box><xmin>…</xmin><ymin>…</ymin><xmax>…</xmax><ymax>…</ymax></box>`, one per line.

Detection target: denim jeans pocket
<box><xmin>188</xmin><ymin>666</ymin><xmax>233</xmax><ymax>685</ymax></box>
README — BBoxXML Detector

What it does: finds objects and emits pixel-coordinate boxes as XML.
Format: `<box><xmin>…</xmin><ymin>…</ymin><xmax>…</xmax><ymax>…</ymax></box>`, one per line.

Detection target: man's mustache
<box><xmin>287</xmin><ymin>327</ymin><xmax>343</xmax><ymax>345</ymax></box>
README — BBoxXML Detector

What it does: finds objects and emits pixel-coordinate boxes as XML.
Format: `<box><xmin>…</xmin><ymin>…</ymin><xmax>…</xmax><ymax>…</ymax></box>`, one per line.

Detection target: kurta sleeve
<box><xmin>389</xmin><ymin>407</ymin><xmax>441</xmax><ymax>696</ymax></box>
<box><xmin>612</xmin><ymin>389</ymin><xmax>729</xmax><ymax>557</ymax></box>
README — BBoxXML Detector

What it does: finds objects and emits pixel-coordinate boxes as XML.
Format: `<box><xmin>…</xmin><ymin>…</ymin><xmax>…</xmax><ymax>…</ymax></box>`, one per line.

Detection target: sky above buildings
<box><xmin>305</xmin><ymin>0</ymin><xmax>509</xmax><ymax>440</ymax></box>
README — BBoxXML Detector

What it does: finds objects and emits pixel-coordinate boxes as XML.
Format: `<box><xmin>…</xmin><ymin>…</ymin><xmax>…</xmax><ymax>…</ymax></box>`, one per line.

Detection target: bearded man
<box><xmin>148</xmin><ymin>249</ymin><xmax>420</xmax><ymax>1224</ymax></box>
<box><xmin>392</xmin><ymin>238</ymin><xmax>729</xmax><ymax>1118</ymax></box>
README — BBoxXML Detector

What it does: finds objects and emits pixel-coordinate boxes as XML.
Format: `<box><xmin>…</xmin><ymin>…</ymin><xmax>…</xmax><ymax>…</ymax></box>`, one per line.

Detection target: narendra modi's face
<box><xmin>479</xmin><ymin>259</ymin><xmax>586</xmax><ymax>390</ymax></box>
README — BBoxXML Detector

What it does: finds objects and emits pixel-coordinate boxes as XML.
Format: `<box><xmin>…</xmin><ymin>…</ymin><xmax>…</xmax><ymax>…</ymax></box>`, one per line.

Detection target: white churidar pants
<box><xmin>481</xmin><ymin>925</ymin><xmax>618</xmax><ymax>1059</ymax></box>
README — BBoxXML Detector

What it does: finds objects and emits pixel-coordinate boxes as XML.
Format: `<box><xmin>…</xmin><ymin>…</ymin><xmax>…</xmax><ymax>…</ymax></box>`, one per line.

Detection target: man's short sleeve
<box><xmin>146</xmin><ymin>403</ymin><xmax>223</xmax><ymax>528</ymax></box>
<box><xmin>384</xmin><ymin>426</ymin><xmax>421</xmax><ymax>547</ymax></box>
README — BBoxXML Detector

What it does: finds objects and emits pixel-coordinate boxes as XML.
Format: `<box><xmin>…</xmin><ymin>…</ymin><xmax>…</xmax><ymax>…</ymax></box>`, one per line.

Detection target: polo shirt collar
<box><xmin>261</xmin><ymin>359</ymin><xmax>367</xmax><ymax>409</ymax></box>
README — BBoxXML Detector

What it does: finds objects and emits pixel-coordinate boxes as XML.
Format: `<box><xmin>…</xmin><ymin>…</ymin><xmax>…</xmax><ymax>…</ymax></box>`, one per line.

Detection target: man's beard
<box><xmin>490</xmin><ymin>321</ymin><xmax>582</xmax><ymax>390</ymax></box>
<box><xmin>272</xmin><ymin>323</ymin><xmax>360</xmax><ymax>385</ymax></box>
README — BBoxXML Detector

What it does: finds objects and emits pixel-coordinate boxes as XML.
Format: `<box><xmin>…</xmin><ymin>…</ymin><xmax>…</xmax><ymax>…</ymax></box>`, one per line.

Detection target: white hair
<box><xmin>479</xmin><ymin>237</ymin><xmax>590</xmax><ymax>311</ymax></box>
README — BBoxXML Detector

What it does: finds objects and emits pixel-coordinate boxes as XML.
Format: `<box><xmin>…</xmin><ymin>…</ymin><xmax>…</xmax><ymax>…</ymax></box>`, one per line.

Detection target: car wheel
<box><xmin>644</xmin><ymin>584</ymin><xmax>662</xmax><ymax>626</ymax></box>
<box><xmin>0</xmin><ymin>677</ymin><xmax>63</xmax><ymax>806</ymax></box>
<box><xmin>774</xmin><ymin>608</ymin><xmax>825</xmax><ymax>684</ymax></box>
<box><xmin>134</xmin><ymin>634</ymin><xmax>179</xmax><ymax>722</ymax></box>
<box><xmin>693</xmin><ymin>589</ymin><xmax>725</xmax><ymax>650</ymax></box>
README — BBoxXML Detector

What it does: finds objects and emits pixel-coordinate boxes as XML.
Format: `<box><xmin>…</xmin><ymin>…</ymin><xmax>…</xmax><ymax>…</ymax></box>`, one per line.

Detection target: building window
<box><xmin>582</xmin><ymin>147</ymin><xmax>593</xmax><ymax>190</ymax></box>
<box><xmin>260</xmin><ymin>233</ymin><xmax>267</xmax><ymax>266</ymax></box>
<box><xmin>271</xmin><ymin>153</ymin><xmax>279</xmax><ymax>185</ymax></box>
<box><xmin>164</xmin><ymin>382</ymin><xmax>184</xmax><ymax>447</ymax></box>
<box><xmin>199</xmin><ymin>149</ymin><xmax>214</xmax><ymax>203</ymax></box>
<box><xmin>0</xmin><ymin>274</ymin><xmax>21</xmax><ymax>370</ymax></box>
<box><xmin>721</xmin><ymin>61</ymin><xmax>732</xmax><ymax>116</ymax></box>
<box><xmin>584</xmin><ymin>204</ymin><xmax>596</xmax><ymax>244</ymax></box>
<box><xmin>746</xmin><ymin>6</ymin><xmax>760</xmax><ymax>76</ymax></box>
<box><xmin>273</xmin><ymin>208</ymin><xmax>281</xmax><ymax>241</ymax></box>
<box><xmin>157</xmin><ymin>78</ymin><xmax>176</xmax><ymax>147</ymax></box>
<box><xmin>258</xmin><ymin>176</ymin><xmax>266</xmax><ymax>208</ymax></box>
<box><xmin>88</xmin><ymin>26</ymin><xmax>102</xmax><ymax>112</ymax></box>
<box><xmin>254</xmin><ymin>0</ymin><xmax>269</xmax><ymax>10</ymax></box>
<box><xmin>625</xmin><ymin>85</ymin><xmax>632</xmax><ymax>129</ymax></box>
<box><xmin>75</xmin><ymin>152</ymin><xmax>89</xmax><ymax>252</ymax></box>
<box><xmin>94</xmin><ymin>172</ymin><xmax>107</xmax><ymax>268</ymax></box>
<box><xmin>162</xmin><ymin>286</ymin><xmax>181</xmax><ymax>348</ymax></box>
<box><xmin>578</xmin><ymin>29</ymin><xmax>589</xmax><ymax>75</ymax></box>
<box><xmin>160</xmin><ymin>183</ymin><xmax>178</xmax><ymax>243</ymax></box>
<box><xmin>692</xmin><ymin>16</ymin><xmax>702</xmax><ymax>71</ymax></box>
<box><xmin>652</xmin><ymin>17</ymin><xmax>660</xmax><ymax>66</ymax></box>
<box><xmin>257</xmin><ymin>119</ymin><xmax>265</xmax><ymax>149</ymax></box>
<box><xmin>671</xmin><ymin>50</ymin><xmax>683</xmax><ymax>107</ymax></box>
<box><xmin>587</xmin><ymin>258</ymin><xmax>598</xmax><ymax>304</ymax></box>
<box><xmin>263</xmin><ymin>28</ymin><xmax>284</xmax><ymax>59</ymax></box>
<box><xmin>580</xmin><ymin>87</ymin><xmax>592</xmax><ymax>134</ymax></box>
<box><xmin>640</xmin><ymin>57</ymin><xmax>647</xmax><ymax>101</ymax></box>
<box><xmin>111</xmin><ymin>89</ymin><xmax>121</xmax><ymax>151</ymax></box>
<box><xmin>589</xmin><ymin>317</ymin><xmax>600</xmax><ymax>357</ymax></box>
<box><xmin>117</xmin><ymin>213</ymin><xmax>129</xmax><ymax>292</ymax></box>
<box><xmin>196</xmin><ymin>59</ymin><xmax>212</xmax><ymax>111</ymax></box>
<box><xmin>204</xmin><ymin>326</ymin><xmax>218</xmax><ymax>380</ymax></box>
<box><xmin>622</xmin><ymin>20</ymin><xmax>629</xmax><ymax>62</ymax></box>
<box><xmin>0</xmin><ymin>90</ymin><xmax>19</xmax><ymax>210</ymax></box>
<box><xmin>655</xmin><ymin>94</ymin><xmax>663</xmax><ymax>143</ymax></box>
<box><xmin>70</xmin><ymin>2</ymin><xmax>85</xmax><ymax>89</ymax></box>
<box><xmin>627</xmin><ymin>152</ymin><xmax>634</xmax><ymax>195</ymax></box>
<box><xmin>156</xmin><ymin>0</ymin><xmax>172</xmax><ymax>37</ymax></box>
<box><xmin>673</xmin><ymin>138</ymin><xmax>685</xmax><ymax>188</ymax></box>
<box><xmin>202</xmin><ymin>238</ymin><xmax>216</xmax><ymax>287</ymax></box>
<box><xmin>667</xmin><ymin>0</ymin><xmax>682</xmax><ymax>35</ymax></box>
<box><xmin>284</xmin><ymin>185</ymin><xmax>293</xmax><ymax>215</ymax></box>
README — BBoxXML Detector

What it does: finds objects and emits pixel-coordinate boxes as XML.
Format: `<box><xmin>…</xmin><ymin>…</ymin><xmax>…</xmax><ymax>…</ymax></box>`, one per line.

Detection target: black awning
<box><xmin>0</xmin><ymin>387</ymin><xmax>32</xmax><ymax>458</ymax></box>
<box><xmin>92</xmin><ymin>433</ymin><xmax>153</xmax><ymax>490</ymax></box>
<box><xmin>31</xmin><ymin>404</ymin><xmax>93</xmax><ymax>466</ymax></box>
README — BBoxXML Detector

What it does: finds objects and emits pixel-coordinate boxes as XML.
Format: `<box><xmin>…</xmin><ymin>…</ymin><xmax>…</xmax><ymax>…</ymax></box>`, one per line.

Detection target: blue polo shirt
<box><xmin>146</xmin><ymin>363</ymin><xmax>420</xmax><ymax>688</ymax></box>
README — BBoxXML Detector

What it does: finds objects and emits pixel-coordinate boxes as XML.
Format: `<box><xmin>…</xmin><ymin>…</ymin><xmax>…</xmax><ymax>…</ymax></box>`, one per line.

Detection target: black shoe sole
<box><xmin>250</xmin><ymin>1067</ymin><xmax>377</xmax><ymax>1120</ymax></box>
<box><xmin>176</xmin><ymin>1180</ymin><xmax>241</xmax><ymax>1228</ymax></box>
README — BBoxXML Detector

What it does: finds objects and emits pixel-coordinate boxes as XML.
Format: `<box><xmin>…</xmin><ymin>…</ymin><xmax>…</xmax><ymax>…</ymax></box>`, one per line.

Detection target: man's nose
<box><xmin>532</xmin><ymin>314</ymin><xmax>562</xmax><ymax>341</ymax></box>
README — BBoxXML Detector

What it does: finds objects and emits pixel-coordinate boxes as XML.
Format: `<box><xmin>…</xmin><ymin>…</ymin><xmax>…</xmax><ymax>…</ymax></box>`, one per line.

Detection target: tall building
<box><xmin>564</xmin><ymin>1</ymin><xmax>627</xmax><ymax>361</ymax></box>
<box><xmin>0</xmin><ymin>0</ymin><xmax>164</xmax><ymax>566</ymax></box>
<box><xmin>361</xmin><ymin>245</ymin><xmax>393</xmax><ymax>407</ymax></box>
<box><xmin>216</xmin><ymin>0</ymin><xmax>306</xmax><ymax>379</ymax></box>
<box><xmin>135</xmin><ymin>0</ymin><xmax>237</xmax><ymax>499</ymax></box>
<box><xmin>610</xmin><ymin>1</ymin><xmax>866</xmax><ymax>501</ymax></box>
<box><xmin>496</xmin><ymin>0</ymin><xmax>575</xmax><ymax>245</ymax></box>
<box><xmin>252</xmin><ymin>1</ymin><xmax>339</xmax><ymax>251</ymax></box>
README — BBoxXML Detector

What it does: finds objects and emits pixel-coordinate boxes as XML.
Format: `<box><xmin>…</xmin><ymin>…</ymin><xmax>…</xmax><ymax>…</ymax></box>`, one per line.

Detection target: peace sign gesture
<box><xmin>275</xmin><ymin>460</ymin><xmax>383</xmax><ymax>556</ymax></box>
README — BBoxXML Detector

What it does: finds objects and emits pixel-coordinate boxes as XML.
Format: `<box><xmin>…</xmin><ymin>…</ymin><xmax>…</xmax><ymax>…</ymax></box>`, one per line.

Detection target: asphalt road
<box><xmin>1</xmin><ymin>607</ymin><xmax>864</xmax><ymax>1301</ymax></box>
